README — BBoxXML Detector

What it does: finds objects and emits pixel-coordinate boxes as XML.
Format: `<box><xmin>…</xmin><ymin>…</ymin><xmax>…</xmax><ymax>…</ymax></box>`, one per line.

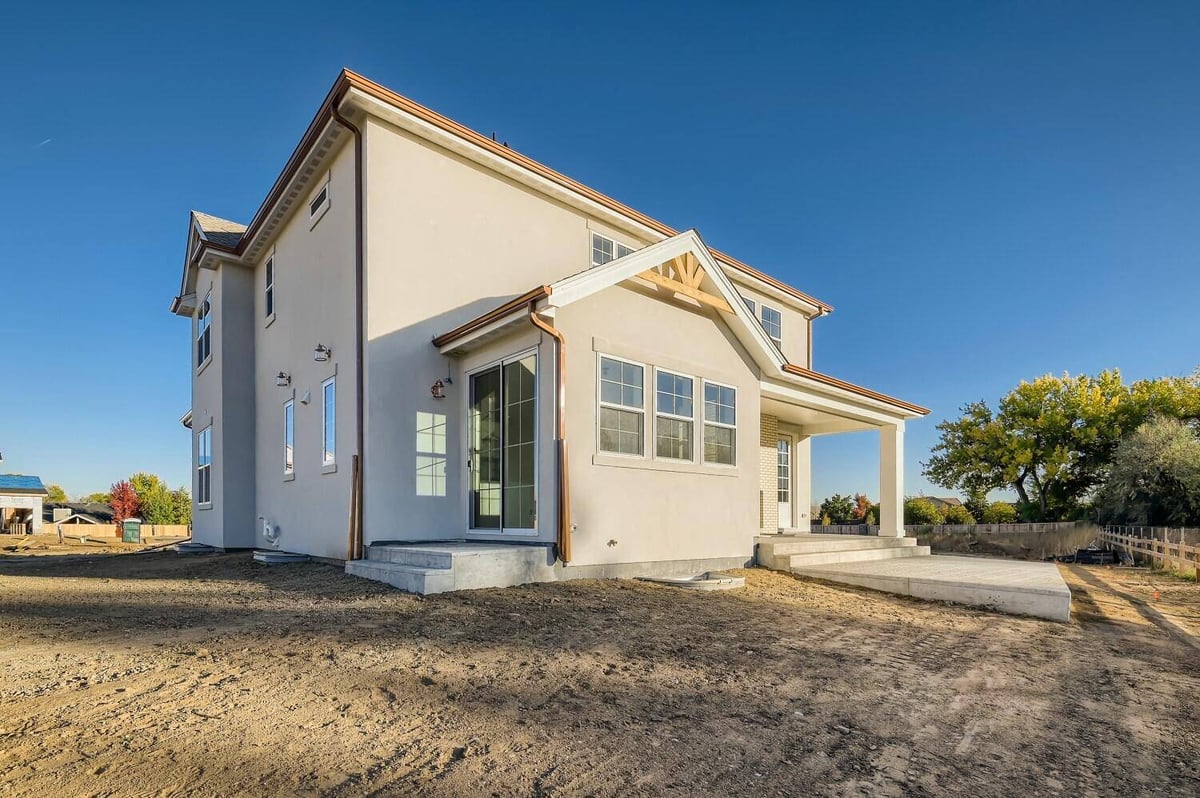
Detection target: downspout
<box><xmin>332</xmin><ymin>102</ymin><xmax>366</xmax><ymax>561</ymax></box>
<box><xmin>528</xmin><ymin>301</ymin><xmax>572</xmax><ymax>563</ymax></box>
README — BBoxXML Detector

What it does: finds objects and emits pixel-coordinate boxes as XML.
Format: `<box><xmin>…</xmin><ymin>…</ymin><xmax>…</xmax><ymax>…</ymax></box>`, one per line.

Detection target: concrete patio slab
<box><xmin>791</xmin><ymin>555</ymin><xmax>1071</xmax><ymax>622</ymax></box>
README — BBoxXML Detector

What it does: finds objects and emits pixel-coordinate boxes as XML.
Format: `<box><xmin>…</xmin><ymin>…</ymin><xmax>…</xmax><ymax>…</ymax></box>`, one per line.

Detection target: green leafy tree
<box><xmin>130</xmin><ymin>472</ymin><xmax>175</xmax><ymax>524</ymax></box>
<box><xmin>964</xmin><ymin>488</ymin><xmax>989</xmax><ymax>523</ymax></box>
<box><xmin>981</xmin><ymin>501</ymin><xmax>1018</xmax><ymax>524</ymax></box>
<box><xmin>942</xmin><ymin>504</ymin><xmax>976</xmax><ymax>525</ymax></box>
<box><xmin>1095</xmin><ymin>417</ymin><xmax>1200</xmax><ymax>526</ymax></box>
<box><xmin>44</xmin><ymin>484</ymin><xmax>67</xmax><ymax>503</ymax></box>
<box><xmin>81</xmin><ymin>492</ymin><xmax>112</xmax><ymax>504</ymax></box>
<box><xmin>170</xmin><ymin>487</ymin><xmax>192</xmax><ymax>526</ymax></box>
<box><xmin>819</xmin><ymin>494</ymin><xmax>856</xmax><ymax>525</ymax></box>
<box><xmin>924</xmin><ymin>370</ymin><xmax>1200</xmax><ymax>520</ymax></box>
<box><xmin>904</xmin><ymin>498</ymin><xmax>944</xmax><ymax>525</ymax></box>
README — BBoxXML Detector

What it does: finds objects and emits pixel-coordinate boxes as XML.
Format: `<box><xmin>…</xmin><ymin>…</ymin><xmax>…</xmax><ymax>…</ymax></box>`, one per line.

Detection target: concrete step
<box><xmin>345</xmin><ymin>560</ymin><xmax>455</xmax><ymax>594</ymax></box>
<box><xmin>758</xmin><ymin>536</ymin><xmax>918</xmax><ymax>558</ymax></box>
<box><xmin>368</xmin><ymin>545</ymin><xmax>455</xmax><ymax>568</ymax></box>
<box><xmin>772</xmin><ymin>545</ymin><xmax>930</xmax><ymax>569</ymax></box>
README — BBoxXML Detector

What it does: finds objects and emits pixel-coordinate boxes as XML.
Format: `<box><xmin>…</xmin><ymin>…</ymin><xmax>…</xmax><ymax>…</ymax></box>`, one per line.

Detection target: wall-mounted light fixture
<box><xmin>430</xmin><ymin>379</ymin><xmax>446</xmax><ymax>399</ymax></box>
<box><xmin>275</xmin><ymin>371</ymin><xmax>291</xmax><ymax>387</ymax></box>
<box><xmin>313</xmin><ymin>344</ymin><xmax>332</xmax><ymax>362</ymax></box>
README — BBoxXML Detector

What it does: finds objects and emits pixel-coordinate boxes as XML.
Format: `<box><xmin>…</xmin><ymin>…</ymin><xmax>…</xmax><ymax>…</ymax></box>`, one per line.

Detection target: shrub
<box><xmin>942</xmin><ymin>504</ymin><xmax>976</xmax><ymax>525</ymax></box>
<box><xmin>904</xmin><ymin>498</ymin><xmax>944</xmax><ymax>525</ymax></box>
<box><xmin>981</xmin><ymin>501</ymin><xmax>1018</xmax><ymax>524</ymax></box>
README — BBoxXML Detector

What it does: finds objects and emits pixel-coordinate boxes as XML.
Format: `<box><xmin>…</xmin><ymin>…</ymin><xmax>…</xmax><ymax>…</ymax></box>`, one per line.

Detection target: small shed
<box><xmin>0</xmin><ymin>475</ymin><xmax>49</xmax><ymax>534</ymax></box>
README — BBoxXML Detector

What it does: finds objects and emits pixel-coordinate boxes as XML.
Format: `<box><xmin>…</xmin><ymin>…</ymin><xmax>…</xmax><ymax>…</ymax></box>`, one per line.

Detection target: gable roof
<box><xmin>434</xmin><ymin>231</ymin><xmax>928</xmax><ymax>419</ymax></box>
<box><xmin>192</xmin><ymin>211</ymin><xmax>246</xmax><ymax>249</ymax></box>
<box><xmin>176</xmin><ymin>69</ymin><xmax>832</xmax><ymax>316</ymax></box>
<box><xmin>0</xmin><ymin>475</ymin><xmax>47</xmax><ymax>494</ymax></box>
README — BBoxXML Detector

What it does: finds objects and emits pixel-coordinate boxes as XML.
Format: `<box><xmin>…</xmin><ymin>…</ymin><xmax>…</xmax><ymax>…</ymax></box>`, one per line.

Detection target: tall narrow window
<box><xmin>197</xmin><ymin>425</ymin><xmax>212</xmax><ymax>504</ymax></box>
<box><xmin>703</xmin><ymin>382</ymin><xmax>737</xmax><ymax>465</ymax></box>
<box><xmin>264</xmin><ymin>257</ymin><xmax>275</xmax><ymax>319</ymax></box>
<box><xmin>590</xmin><ymin>233</ymin><xmax>634</xmax><ymax>268</ymax></box>
<box><xmin>416</xmin><ymin>412</ymin><xmax>447</xmax><ymax>497</ymax></box>
<box><xmin>655</xmin><ymin>370</ymin><xmax>694</xmax><ymax>461</ymax></box>
<box><xmin>760</xmin><ymin>305</ymin><xmax>783</xmax><ymax>349</ymax></box>
<box><xmin>598</xmin><ymin>356</ymin><xmax>644</xmax><ymax>455</ymax></box>
<box><xmin>309</xmin><ymin>180</ymin><xmax>330</xmax><ymax>227</ymax></box>
<box><xmin>283</xmin><ymin>400</ymin><xmax>294</xmax><ymax>475</ymax></box>
<box><xmin>196</xmin><ymin>292</ymin><xmax>212</xmax><ymax>367</ymax></box>
<box><xmin>322</xmin><ymin>377</ymin><xmax>336</xmax><ymax>466</ymax></box>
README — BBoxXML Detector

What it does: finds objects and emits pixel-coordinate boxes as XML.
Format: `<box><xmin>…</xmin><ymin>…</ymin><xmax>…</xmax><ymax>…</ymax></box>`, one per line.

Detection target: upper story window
<box><xmin>264</xmin><ymin>257</ymin><xmax>275</xmax><ymax>321</ymax></box>
<box><xmin>196</xmin><ymin>292</ymin><xmax>212</xmax><ymax>368</ymax></box>
<box><xmin>309</xmin><ymin>179</ymin><xmax>330</xmax><ymax>228</ymax></box>
<box><xmin>654</xmin><ymin>370</ymin><xmax>694</xmax><ymax>461</ymax></box>
<box><xmin>591</xmin><ymin>233</ymin><xmax>634</xmax><ymax>268</ymax></box>
<box><xmin>742</xmin><ymin>297</ymin><xmax>755</xmax><ymax>314</ymax></box>
<box><xmin>197</xmin><ymin>425</ymin><xmax>212</xmax><ymax>505</ymax></box>
<box><xmin>598</xmin><ymin>355</ymin><xmax>644</xmax><ymax>455</ymax></box>
<box><xmin>760</xmin><ymin>305</ymin><xmax>783</xmax><ymax>350</ymax></box>
<box><xmin>322</xmin><ymin>377</ymin><xmax>336</xmax><ymax>466</ymax></box>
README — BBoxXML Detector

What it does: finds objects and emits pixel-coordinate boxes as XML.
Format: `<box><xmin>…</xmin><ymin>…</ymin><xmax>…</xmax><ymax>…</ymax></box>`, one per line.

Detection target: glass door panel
<box><xmin>502</xmin><ymin>354</ymin><xmax>537</xmax><ymax>530</ymax></box>
<box><xmin>469</xmin><ymin>353</ymin><xmax>537</xmax><ymax>532</ymax></box>
<box><xmin>469</xmin><ymin>365</ymin><xmax>502</xmax><ymax>529</ymax></box>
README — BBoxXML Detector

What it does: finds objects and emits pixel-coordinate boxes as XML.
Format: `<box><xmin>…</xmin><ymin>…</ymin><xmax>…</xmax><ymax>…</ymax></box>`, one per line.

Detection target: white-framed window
<box><xmin>598</xmin><ymin>355</ymin><xmax>644</xmax><ymax>456</ymax></box>
<box><xmin>654</xmin><ymin>369</ymin><xmax>694</xmax><ymax>461</ymax></box>
<box><xmin>760</xmin><ymin>305</ymin><xmax>783</xmax><ymax>349</ymax></box>
<box><xmin>283</xmin><ymin>400</ymin><xmax>294</xmax><ymax>475</ymax></box>
<box><xmin>309</xmin><ymin>179</ymin><xmax>330</xmax><ymax>228</ymax></box>
<box><xmin>197</xmin><ymin>425</ymin><xmax>212</xmax><ymax>505</ymax></box>
<box><xmin>591</xmin><ymin>232</ymin><xmax>634</xmax><ymax>268</ymax></box>
<box><xmin>416</xmin><ymin>411</ymin><xmax>447</xmax><ymax>497</ymax></box>
<box><xmin>196</xmin><ymin>291</ymin><xmax>212</xmax><ymax>367</ymax></box>
<box><xmin>264</xmin><ymin>257</ymin><xmax>275</xmax><ymax>321</ymax></box>
<box><xmin>703</xmin><ymin>381</ymin><xmax>737</xmax><ymax>466</ymax></box>
<box><xmin>322</xmin><ymin>377</ymin><xmax>336</xmax><ymax>466</ymax></box>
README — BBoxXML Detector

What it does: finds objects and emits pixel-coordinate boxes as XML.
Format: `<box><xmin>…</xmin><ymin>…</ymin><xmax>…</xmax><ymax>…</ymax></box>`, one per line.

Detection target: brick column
<box><xmin>759</xmin><ymin>414</ymin><xmax>779</xmax><ymax>533</ymax></box>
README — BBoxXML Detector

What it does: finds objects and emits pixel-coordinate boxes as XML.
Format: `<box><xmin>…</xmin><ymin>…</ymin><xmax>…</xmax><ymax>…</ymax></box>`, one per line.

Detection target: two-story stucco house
<box><xmin>172</xmin><ymin>69</ymin><xmax>928</xmax><ymax>592</ymax></box>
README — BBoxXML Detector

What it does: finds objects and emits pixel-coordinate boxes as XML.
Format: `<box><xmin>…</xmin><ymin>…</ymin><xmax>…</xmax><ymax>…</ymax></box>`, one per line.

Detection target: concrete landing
<box><xmin>346</xmin><ymin>542</ymin><xmax>554</xmax><ymax>594</ymax></box>
<box><xmin>792</xmin><ymin>555</ymin><xmax>1072</xmax><ymax>622</ymax></box>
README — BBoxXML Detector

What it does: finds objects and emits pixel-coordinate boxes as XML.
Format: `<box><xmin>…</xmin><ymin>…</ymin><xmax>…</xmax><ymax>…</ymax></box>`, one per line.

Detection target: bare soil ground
<box><xmin>0</xmin><ymin>552</ymin><xmax>1197</xmax><ymax>797</ymax></box>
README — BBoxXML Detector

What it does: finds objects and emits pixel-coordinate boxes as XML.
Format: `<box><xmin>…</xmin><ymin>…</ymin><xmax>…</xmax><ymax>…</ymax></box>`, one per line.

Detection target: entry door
<box><xmin>469</xmin><ymin>352</ymin><xmax>537</xmax><ymax>533</ymax></box>
<box><xmin>777</xmin><ymin>435</ymin><xmax>793</xmax><ymax>529</ymax></box>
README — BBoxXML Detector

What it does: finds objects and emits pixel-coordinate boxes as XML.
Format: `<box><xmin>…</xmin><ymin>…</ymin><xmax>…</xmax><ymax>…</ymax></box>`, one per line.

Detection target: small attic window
<box><xmin>309</xmin><ymin>180</ymin><xmax>330</xmax><ymax>229</ymax></box>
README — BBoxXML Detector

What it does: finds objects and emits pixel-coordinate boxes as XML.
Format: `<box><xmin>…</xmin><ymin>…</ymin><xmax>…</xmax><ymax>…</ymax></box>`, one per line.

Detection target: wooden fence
<box><xmin>811</xmin><ymin>521</ymin><xmax>1088</xmax><ymax>536</ymax></box>
<box><xmin>1100</xmin><ymin>526</ymin><xmax>1199</xmax><ymax>577</ymax></box>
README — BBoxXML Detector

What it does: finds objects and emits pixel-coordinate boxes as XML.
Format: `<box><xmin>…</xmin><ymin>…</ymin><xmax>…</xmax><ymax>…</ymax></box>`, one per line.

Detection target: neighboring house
<box><xmin>43</xmin><ymin>503</ymin><xmax>116</xmax><ymax>526</ymax></box>
<box><xmin>0</xmin><ymin>475</ymin><xmax>48</xmax><ymax>534</ymax></box>
<box><xmin>171</xmin><ymin>70</ymin><xmax>928</xmax><ymax>584</ymax></box>
<box><xmin>921</xmin><ymin>497</ymin><xmax>964</xmax><ymax>512</ymax></box>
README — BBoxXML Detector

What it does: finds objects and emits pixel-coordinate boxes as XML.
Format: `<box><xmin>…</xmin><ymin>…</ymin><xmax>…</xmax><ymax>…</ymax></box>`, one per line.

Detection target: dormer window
<box><xmin>760</xmin><ymin>305</ymin><xmax>783</xmax><ymax>350</ymax></box>
<box><xmin>591</xmin><ymin>232</ymin><xmax>634</xmax><ymax>268</ymax></box>
<box><xmin>196</xmin><ymin>291</ymin><xmax>212</xmax><ymax>368</ymax></box>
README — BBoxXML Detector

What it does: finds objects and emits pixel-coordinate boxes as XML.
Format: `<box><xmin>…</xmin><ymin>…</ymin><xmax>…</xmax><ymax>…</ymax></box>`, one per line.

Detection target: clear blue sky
<box><xmin>2</xmin><ymin>1</ymin><xmax>1198</xmax><ymax>502</ymax></box>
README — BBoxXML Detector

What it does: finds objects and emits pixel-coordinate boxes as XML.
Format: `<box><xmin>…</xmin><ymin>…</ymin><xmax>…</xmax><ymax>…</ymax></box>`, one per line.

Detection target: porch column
<box><xmin>878</xmin><ymin>422</ymin><xmax>905</xmax><ymax>537</ymax></box>
<box><xmin>794</xmin><ymin>436</ymin><xmax>812</xmax><ymax>532</ymax></box>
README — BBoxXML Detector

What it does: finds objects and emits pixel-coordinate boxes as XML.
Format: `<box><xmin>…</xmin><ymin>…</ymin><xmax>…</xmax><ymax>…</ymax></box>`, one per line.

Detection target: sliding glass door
<box><xmin>469</xmin><ymin>352</ymin><xmax>537</xmax><ymax>533</ymax></box>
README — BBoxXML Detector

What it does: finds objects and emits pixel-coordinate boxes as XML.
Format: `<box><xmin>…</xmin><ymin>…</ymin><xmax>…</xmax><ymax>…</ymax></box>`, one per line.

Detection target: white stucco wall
<box><xmin>733</xmin><ymin>282</ymin><xmax>811</xmax><ymax>367</ymax></box>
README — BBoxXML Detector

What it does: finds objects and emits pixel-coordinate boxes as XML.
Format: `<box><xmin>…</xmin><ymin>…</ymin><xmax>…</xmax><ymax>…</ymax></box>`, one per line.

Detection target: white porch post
<box><xmin>794</xmin><ymin>436</ymin><xmax>812</xmax><ymax>532</ymax></box>
<box><xmin>878</xmin><ymin>422</ymin><xmax>905</xmax><ymax>537</ymax></box>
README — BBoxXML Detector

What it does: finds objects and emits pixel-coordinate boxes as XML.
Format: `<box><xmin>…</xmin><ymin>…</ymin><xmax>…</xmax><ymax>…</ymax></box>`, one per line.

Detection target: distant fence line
<box><xmin>47</xmin><ymin>523</ymin><xmax>191</xmax><ymax>539</ymax></box>
<box><xmin>811</xmin><ymin>521</ymin><xmax>1088</xmax><ymax>536</ymax></box>
<box><xmin>1101</xmin><ymin>525</ymin><xmax>1198</xmax><ymax>577</ymax></box>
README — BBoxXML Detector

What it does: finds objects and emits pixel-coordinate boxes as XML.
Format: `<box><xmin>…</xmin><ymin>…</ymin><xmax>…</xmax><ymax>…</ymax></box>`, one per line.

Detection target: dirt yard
<box><xmin>0</xmin><ymin>552</ymin><xmax>1197</xmax><ymax>797</ymax></box>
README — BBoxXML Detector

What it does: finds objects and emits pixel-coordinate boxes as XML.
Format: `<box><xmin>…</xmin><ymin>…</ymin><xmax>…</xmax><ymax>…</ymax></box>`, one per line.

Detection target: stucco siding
<box><xmin>556</xmin><ymin>284</ymin><xmax>762</xmax><ymax>568</ymax></box>
<box><xmin>733</xmin><ymin>283</ymin><xmax>811</xmax><ymax>367</ymax></box>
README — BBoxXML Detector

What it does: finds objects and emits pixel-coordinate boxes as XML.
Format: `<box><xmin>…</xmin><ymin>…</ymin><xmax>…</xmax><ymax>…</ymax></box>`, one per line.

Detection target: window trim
<box><xmin>283</xmin><ymin>399</ymin><xmax>295</xmax><ymax>480</ymax></box>
<box><xmin>195</xmin><ymin>291</ymin><xmax>212</xmax><ymax>372</ymax></box>
<box><xmin>308</xmin><ymin>177</ymin><xmax>331</xmax><ymax>229</ymax></box>
<box><xmin>264</xmin><ymin>256</ymin><xmax>276</xmax><ymax>327</ymax></box>
<box><xmin>590</xmin><ymin>232</ymin><xmax>635</xmax><ymax>269</ymax></box>
<box><xmin>596</xmin><ymin>353</ymin><xmax>647</xmax><ymax>458</ymax></box>
<box><xmin>702</xmin><ymin>379</ymin><xmax>738</xmax><ymax>467</ymax></box>
<box><xmin>321</xmin><ymin>376</ymin><xmax>336</xmax><ymax>470</ymax></box>
<box><xmin>197</xmin><ymin>425</ymin><xmax>212</xmax><ymax>508</ymax></box>
<box><xmin>760</xmin><ymin>304</ymin><xmax>783</xmax><ymax>350</ymax></box>
<box><xmin>653</xmin><ymin>367</ymin><xmax>696</xmax><ymax>464</ymax></box>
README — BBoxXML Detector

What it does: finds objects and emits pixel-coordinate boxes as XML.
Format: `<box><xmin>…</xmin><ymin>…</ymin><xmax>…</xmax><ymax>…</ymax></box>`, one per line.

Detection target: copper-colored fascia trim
<box><xmin>202</xmin><ymin>69</ymin><xmax>832</xmax><ymax>314</ymax></box>
<box><xmin>431</xmin><ymin>285</ymin><xmax>553</xmax><ymax>348</ymax></box>
<box><xmin>782</xmin><ymin>364</ymin><xmax>930</xmax><ymax>416</ymax></box>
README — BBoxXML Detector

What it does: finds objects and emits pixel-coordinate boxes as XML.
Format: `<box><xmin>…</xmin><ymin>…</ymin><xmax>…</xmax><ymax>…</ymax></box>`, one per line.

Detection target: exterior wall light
<box><xmin>313</xmin><ymin>344</ymin><xmax>332</xmax><ymax>362</ymax></box>
<box><xmin>431</xmin><ymin>379</ymin><xmax>446</xmax><ymax>399</ymax></box>
<box><xmin>275</xmin><ymin>372</ymin><xmax>291</xmax><ymax>387</ymax></box>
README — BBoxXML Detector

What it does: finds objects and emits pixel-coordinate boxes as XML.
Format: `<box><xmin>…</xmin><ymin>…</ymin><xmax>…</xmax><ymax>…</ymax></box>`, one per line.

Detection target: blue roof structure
<box><xmin>0</xmin><ymin>475</ymin><xmax>48</xmax><ymax>494</ymax></box>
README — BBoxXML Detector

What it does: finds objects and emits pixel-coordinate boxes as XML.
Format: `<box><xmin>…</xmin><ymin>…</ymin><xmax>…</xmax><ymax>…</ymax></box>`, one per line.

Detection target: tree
<box><xmin>981</xmin><ymin>501</ymin><xmax>1018</xmax><ymax>524</ymax></box>
<box><xmin>1095</xmin><ymin>417</ymin><xmax>1200</xmax><ymax>527</ymax></box>
<box><xmin>850</xmin><ymin>493</ymin><xmax>873</xmax><ymax>521</ymax></box>
<box><xmin>44</xmin><ymin>484</ymin><xmax>67</xmax><ymax>503</ymax></box>
<box><xmin>170</xmin><ymin>487</ymin><xmax>192</xmax><ymax>526</ymax></box>
<box><xmin>819</xmin><ymin>494</ymin><xmax>856</xmax><ymax>525</ymax></box>
<box><xmin>942</xmin><ymin>504</ymin><xmax>976</xmax><ymax>525</ymax></box>
<box><xmin>81</xmin><ymin>492</ymin><xmax>112</xmax><ymax>504</ymax></box>
<box><xmin>109</xmin><ymin>481</ymin><xmax>140</xmax><ymax>536</ymax></box>
<box><xmin>904</xmin><ymin>498</ymin><xmax>944</xmax><ymax>525</ymax></box>
<box><xmin>131</xmin><ymin>472</ymin><xmax>174</xmax><ymax>524</ymax></box>
<box><xmin>964</xmin><ymin>488</ymin><xmax>989</xmax><ymax>524</ymax></box>
<box><xmin>924</xmin><ymin>370</ymin><xmax>1200</xmax><ymax>521</ymax></box>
